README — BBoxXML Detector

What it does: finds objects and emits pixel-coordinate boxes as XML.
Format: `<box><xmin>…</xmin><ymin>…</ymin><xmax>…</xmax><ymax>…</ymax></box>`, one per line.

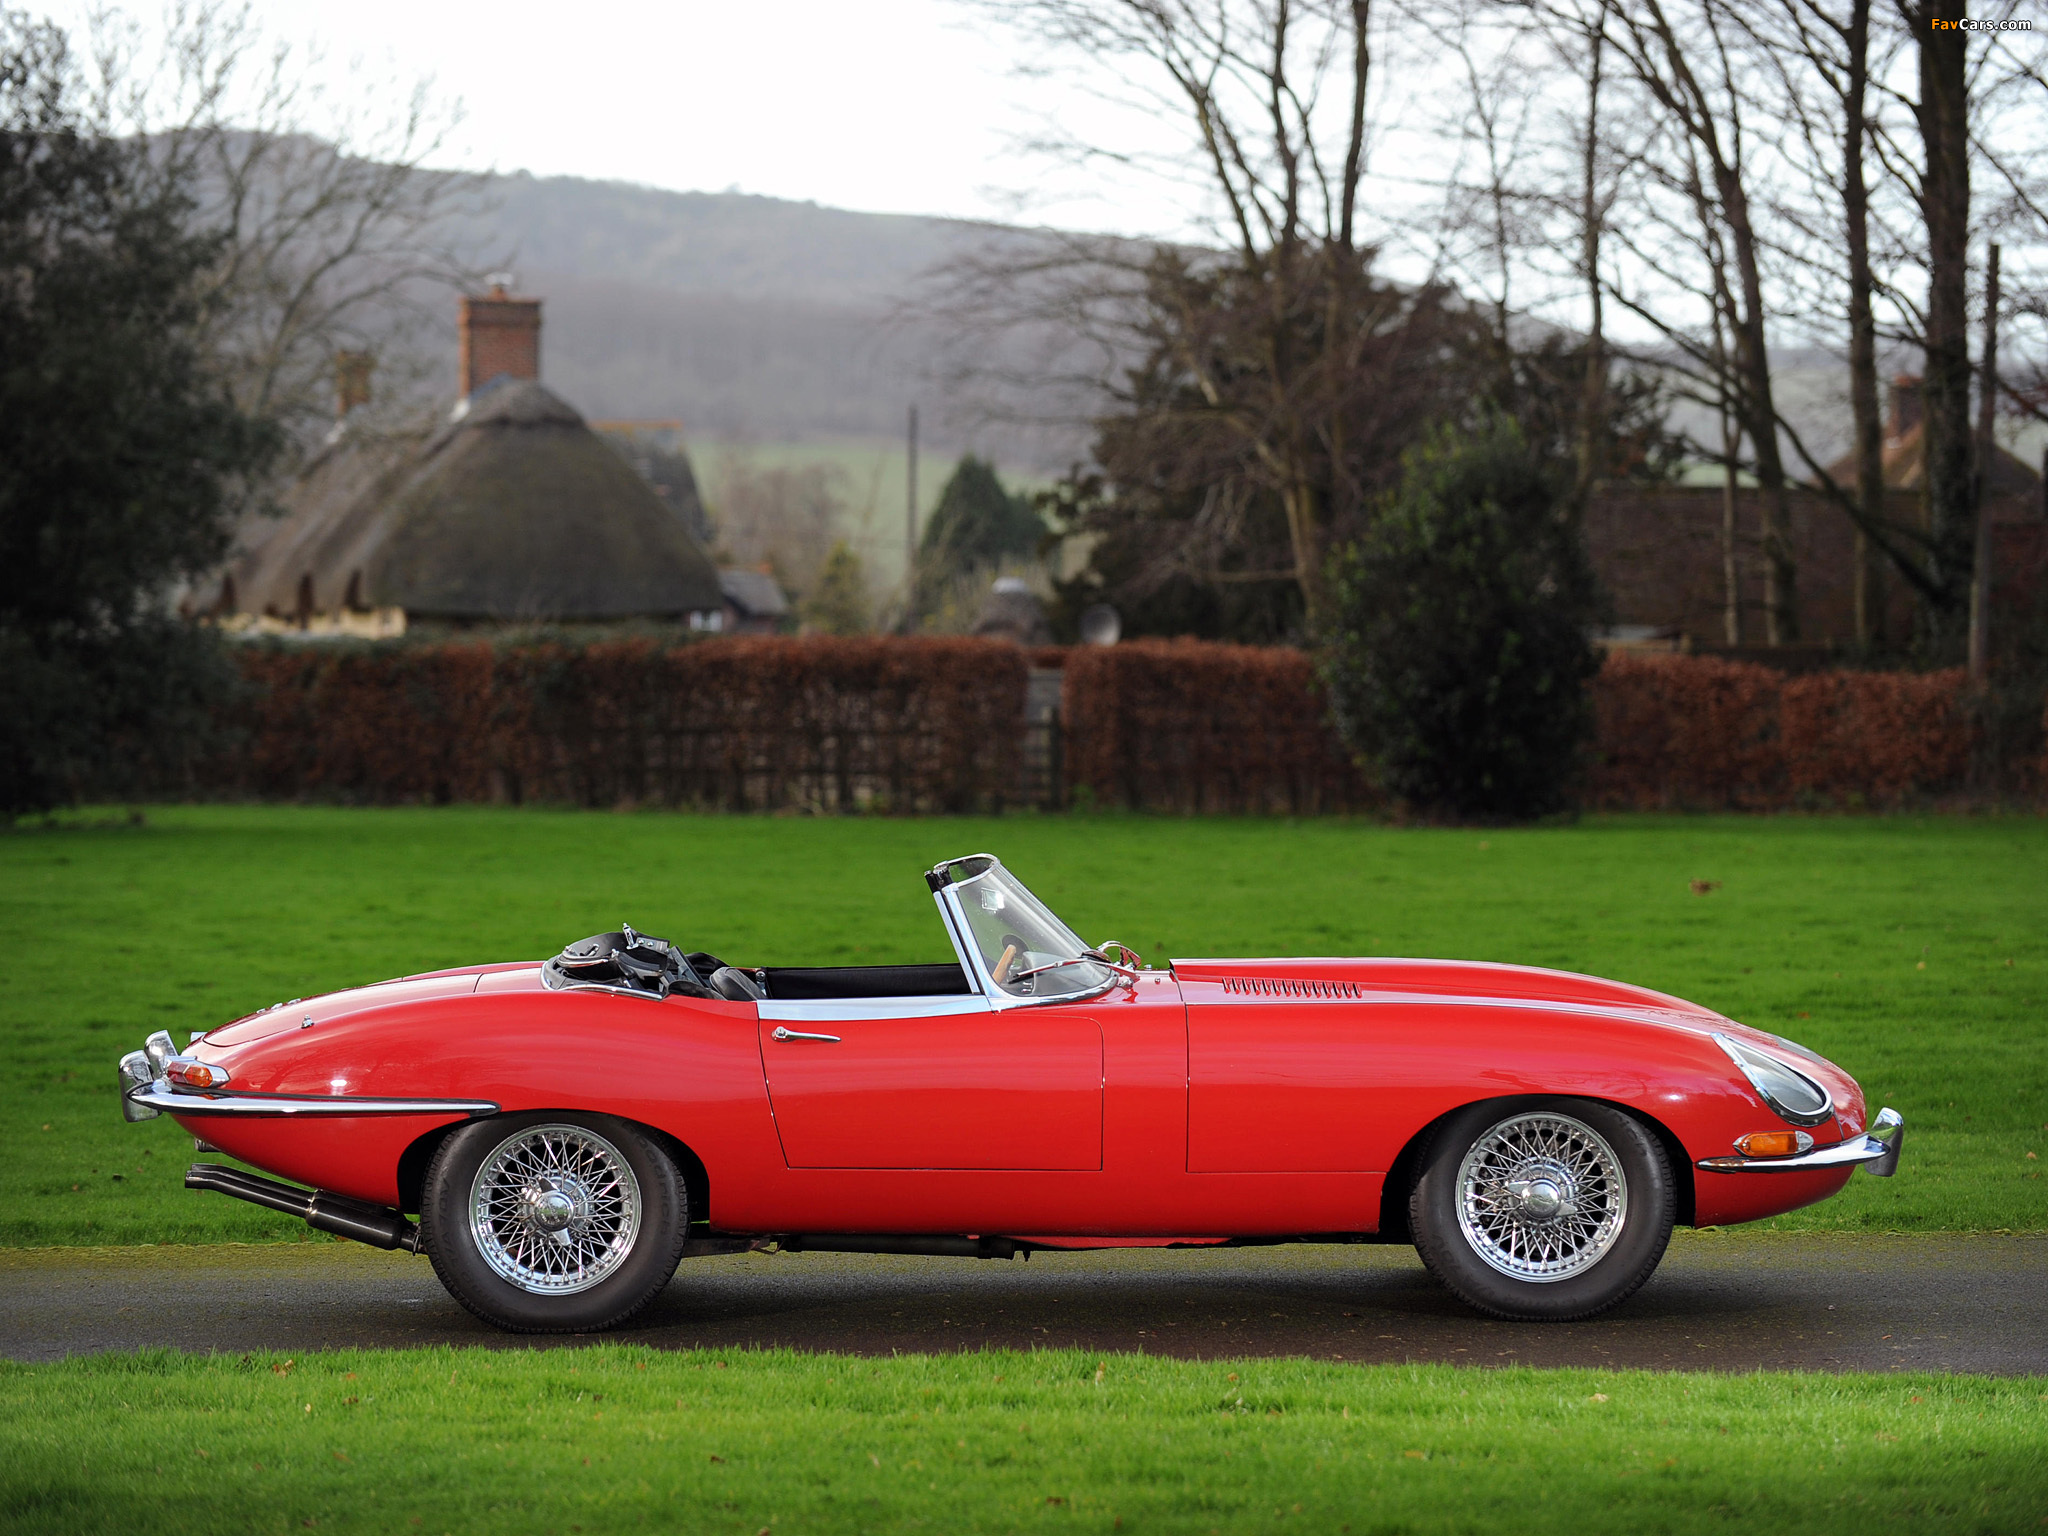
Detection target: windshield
<box><xmin>939</xmin><ymin>857</ymin><xmax>1114</xmax><ymax>1000</ymax></box>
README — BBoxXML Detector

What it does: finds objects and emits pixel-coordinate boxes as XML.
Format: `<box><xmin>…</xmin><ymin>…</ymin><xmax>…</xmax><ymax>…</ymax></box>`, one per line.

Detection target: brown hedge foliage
<box><xmin>1587</xmin><ymin>654</ymin><xmax>1975</xmax><ymax>809</ymax></box>
<box><xmin>1061</xmin><ymin>639</ymin><xmax>1372</xmax><ymax>812</ymax></box>
<box><xmin>1059</xmin><ymin>645</ymin><xmax>1984</xmax><ymax>813</ymax></box>
<box><xmin>205</xmin><ymin>637</ymin><xmax>1027</xmax><ymax>811</ymax></box>
<box><xmin>195</xmin><ymin>639</ymin><xmax>2005</xmax><ymax>813</ymax></box>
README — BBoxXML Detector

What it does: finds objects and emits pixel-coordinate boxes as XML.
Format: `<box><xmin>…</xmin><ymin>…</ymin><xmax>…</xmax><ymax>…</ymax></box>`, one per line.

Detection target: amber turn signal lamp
<box><xmin>166</xmin><ymin>1059</ymin><xmax>228</xmax><ymax>1090</ymax></box>
<box><xmin>1734</xmin><ymin>1130</ymin><xmax>1814</xmax><ymax>1158</ymax></box>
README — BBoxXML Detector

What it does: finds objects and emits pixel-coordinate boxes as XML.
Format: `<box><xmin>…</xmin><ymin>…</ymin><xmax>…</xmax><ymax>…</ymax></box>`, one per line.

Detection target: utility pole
<box><xmin>1969</xmin><ymin>243</ymin><xmax>1999</xmax><ymax>683</ymax></box>
<box><xmin>905</xmin><ymin>404</ymin><xmax>919</xmax><ymax>633</ymax></box>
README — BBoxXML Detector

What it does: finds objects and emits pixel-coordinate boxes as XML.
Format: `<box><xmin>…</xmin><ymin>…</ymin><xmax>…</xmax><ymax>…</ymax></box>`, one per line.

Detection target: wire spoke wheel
<box><xmin>1455</xmin><ymin>1111</ymin><xmax>1627</xmax><ymax>1283</ymax></box>
<box><xmin>468</xmin><ymin>1123</ymin><xmax>643</xmax><ymax>1295</ymax></box>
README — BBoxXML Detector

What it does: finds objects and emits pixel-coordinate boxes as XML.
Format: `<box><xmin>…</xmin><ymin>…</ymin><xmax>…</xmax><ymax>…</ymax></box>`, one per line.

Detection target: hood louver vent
<box><xmin>1219</xmin><ymin>976</ymin><xmax>1362</xmax><ymax>999</ymax></box>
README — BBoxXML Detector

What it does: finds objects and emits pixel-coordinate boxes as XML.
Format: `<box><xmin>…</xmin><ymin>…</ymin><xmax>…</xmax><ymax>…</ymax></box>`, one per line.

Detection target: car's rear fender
<box><xmin>393</xmin><ymin>1114</ymin><xmax>714</xmax><ymax>1229</ymax></box>
<box><xmin>181</xmin><ymin>982</ymin><xmax>776</xmax><ymax>1215</ymax></box>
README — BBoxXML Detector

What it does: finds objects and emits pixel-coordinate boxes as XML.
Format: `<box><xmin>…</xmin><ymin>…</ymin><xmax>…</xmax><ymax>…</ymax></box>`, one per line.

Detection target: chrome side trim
<box><xmin>125</xmin><ymin>1082</ymin><xmax>497</xmax><ymax>1119</ymax></box>
<box><xmin>933</xmin><ymin>883</ymin><xmax>991</xmax><ymax>997</ymax></box>
<box><xmin>1698</xmin><ymin>1108</ymin><xmax>1903</xmax><ymax>1174</ymax></box>
<box><xmin>760</xmin><ymin>996</ymin><xmax>992</xmax><ymax>1022</ymax></box>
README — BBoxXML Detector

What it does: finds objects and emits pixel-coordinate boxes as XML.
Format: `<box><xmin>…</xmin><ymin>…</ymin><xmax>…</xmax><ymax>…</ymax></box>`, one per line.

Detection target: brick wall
<box><xmin>1584</xmin><ymin>482</ymin><xmax>2045</xmax><ymax>648</ymax></box>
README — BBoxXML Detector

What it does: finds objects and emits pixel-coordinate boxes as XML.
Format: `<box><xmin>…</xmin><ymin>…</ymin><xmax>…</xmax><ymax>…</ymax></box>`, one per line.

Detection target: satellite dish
<box><xmin>1079</xmin><ymin>603</ymin><xmax>1121</xmax><ymax>646</ymax></box>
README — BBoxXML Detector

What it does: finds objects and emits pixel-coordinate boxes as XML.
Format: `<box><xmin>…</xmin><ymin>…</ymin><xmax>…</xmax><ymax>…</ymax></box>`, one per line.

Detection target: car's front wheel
<box><xmin>421</xmin><ymin>1112</ymin><xmax>687</xmax><ymax>1333</ymax></box>
<box><xmin>1409</xmin><ymin>1099</ymin><xmax>1674</xmax><ymax>1322</ymax></box>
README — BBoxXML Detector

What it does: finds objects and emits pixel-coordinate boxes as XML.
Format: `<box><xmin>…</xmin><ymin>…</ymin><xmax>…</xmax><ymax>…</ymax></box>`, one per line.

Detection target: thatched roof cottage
<box><xmin>221</xmin><ymin>287</ymin><xmax>722</xmax><ymax>630</ymax></box>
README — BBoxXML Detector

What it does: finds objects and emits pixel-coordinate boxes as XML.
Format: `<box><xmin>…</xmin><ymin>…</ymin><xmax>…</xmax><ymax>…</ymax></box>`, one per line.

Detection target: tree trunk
<box><xmin>1717</xmin><ymin>165</ymin><xmax>1799</xmax><ymax>643</ymax></box>
<box><xmin>1844</xmin><ymin>0</ymin><xmax>1885</xmax><ymax>648</ymax></box>
<box><xmin>1713</xmin><ymin>302</ymin><xmax>1742</xmax><ymax>645</ymax></box>
<box><xmin>1969</xmin><ymin>242</ymin><xmax>1999</xmax><ymax>681</ymax></box>
<box><xmin>1913</xmin><ymin>0</ymin><xmax>1973</xmax><ymax>650</ymax></box>
<box><xmin>1574</xmin><ymin>11</ymin><xmax>1608</xmax><ymax>509</ymax></box>
<box><xmin>1720</xmin><ymin>403</ymin><xmax>1743</xmax><ymax>647</ymax></box>
<box><xmin>1282</xmin><ymin>475</ymin><xmax>1330</xmax><ymax>635</ymax></box>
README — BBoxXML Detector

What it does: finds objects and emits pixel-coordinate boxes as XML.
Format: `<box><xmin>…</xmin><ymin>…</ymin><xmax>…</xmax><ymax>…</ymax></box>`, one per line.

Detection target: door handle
<box><xmin>771</xmin><ymin>1027</ymin><xmax>841</xmax><ymax>1043</ymax></box>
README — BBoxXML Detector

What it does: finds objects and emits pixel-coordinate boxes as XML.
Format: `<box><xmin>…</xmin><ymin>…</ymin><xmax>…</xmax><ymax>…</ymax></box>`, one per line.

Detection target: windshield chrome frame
<box><xmin>926</xmin><ymin>853</ymin><xmax>1118</xmax><ymax>1011</ymax></box>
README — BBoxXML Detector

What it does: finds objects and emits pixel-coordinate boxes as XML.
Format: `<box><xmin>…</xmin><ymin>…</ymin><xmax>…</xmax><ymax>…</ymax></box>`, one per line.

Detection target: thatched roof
<box><xmin>231</xmin><ymin>381</ymin><xmax>722</xmax><ymax>621</ymax></box>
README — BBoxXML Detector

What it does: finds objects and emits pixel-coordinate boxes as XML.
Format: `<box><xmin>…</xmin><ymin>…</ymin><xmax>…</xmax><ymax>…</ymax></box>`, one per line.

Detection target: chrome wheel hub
<box><xmin>523</xmin><ymin>1181</ymin><xmax>582</xmax><ymax>1233</ymax></box>
<box><xmin>1456</xmin><ymin>1112</ymin><xmax>1627</xmax><ymax>1283</ymax></box>
<box><xmin>470</xmin><ymin>1124</ymin><xmax>641</xmax><ymax>1295</ymax></box>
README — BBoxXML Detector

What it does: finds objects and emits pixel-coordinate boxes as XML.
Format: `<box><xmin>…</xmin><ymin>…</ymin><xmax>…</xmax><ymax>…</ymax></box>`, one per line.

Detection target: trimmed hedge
<box><xmin>1061</xmin><ymin>639</ymin><xmax>1369</xmax><ymax>813</ymax></box>
<box><xmin>1587</xmin><ymin>654</ymin><xmax>1978</xmax><ymax>810</ymax></box>
<box><xmin>187</xmin><ymin>639</ymin><xmax>2021</xmax><ymax>813</ymax></box>
<box><xmin>1062</xmin><ymin>646</ymin><xmax>1996</xmax><ymax>812</ymax></box>
<box><xmin>209</xmin><ymin>638</ymin><xmax>1026</xmax><ymax>812</ymax></box>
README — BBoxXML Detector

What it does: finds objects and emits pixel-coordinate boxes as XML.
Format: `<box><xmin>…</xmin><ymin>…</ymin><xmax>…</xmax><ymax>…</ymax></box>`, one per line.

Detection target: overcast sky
<box><xmin>43</xmin><ymin>0</ymin><xmax>1211</xmax><ymax>237</ymax></box>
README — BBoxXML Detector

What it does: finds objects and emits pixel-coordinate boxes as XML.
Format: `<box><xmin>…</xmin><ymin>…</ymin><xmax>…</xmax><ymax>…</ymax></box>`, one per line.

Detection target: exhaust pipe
<box><xmin>186</xmin><ymin>1163</ymin><xmax>420</xmax><ymax>1252</ymax></box>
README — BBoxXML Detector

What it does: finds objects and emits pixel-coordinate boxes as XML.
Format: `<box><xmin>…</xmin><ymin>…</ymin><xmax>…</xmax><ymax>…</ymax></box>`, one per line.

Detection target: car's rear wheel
<box><xmin>421</xmin><ymin>1112</ymin><xmax>687</xmax><ymax>1333</ymax></box>
<box><xmin>1409</xmin><ymin>1099</ymin><xmax>1673</xmax><ymax>1322</ymax></box>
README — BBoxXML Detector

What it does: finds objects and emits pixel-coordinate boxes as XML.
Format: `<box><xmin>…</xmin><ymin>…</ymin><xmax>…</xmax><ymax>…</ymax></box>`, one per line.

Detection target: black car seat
<box><xmin>707</xmin><ymin>966</ymin><xmax>763</xmax><ymax>1002</ymax></box>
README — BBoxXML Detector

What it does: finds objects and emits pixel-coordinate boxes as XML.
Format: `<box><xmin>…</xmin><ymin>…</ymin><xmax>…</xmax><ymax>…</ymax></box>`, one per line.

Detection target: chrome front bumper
<box><xmin>118</xmin><ymin>1032</ymin><xmax>496</xmax><ymax>1121</ymax></box>
<box><xmin>1696</xmin><ymin>1107</ymin><xmax>1903</xmax><ymax>1176</ymax></box>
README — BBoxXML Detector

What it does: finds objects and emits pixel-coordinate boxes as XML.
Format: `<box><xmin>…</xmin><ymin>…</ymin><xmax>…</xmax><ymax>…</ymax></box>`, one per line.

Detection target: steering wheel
<box><xmin>991</xmin><ymin>933</ymin><xmax>1028</xmax><ymax>986</ymax></box>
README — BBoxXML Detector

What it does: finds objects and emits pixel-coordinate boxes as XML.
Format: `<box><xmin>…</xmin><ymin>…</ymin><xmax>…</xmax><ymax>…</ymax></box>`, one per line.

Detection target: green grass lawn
<box><xmin>2</xmin><ymin>1346</ymin><xmax>2041</xmax><ymax>1535</ymax></box>
<box><xmin>4</xmin><ymin>806</ymin><xmax>2044</xmax><ymax>1245</ymax></box>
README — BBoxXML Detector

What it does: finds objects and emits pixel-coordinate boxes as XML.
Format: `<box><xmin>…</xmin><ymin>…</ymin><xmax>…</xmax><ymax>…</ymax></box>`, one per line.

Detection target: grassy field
<box><xmin>2</xmin><ymin>1346</ymin><xmax>2042</xmax><ymax>1534</ymax></box>
<box><xmin>4</xmin><ymin>806</ymin><xmax>2044</xmax><ymax>1245</ymax></box>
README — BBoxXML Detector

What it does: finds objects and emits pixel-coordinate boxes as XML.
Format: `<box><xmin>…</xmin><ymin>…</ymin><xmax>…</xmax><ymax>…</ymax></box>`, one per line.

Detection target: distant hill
<box><xmin>432</xmin><ymin>175</ymin><xmax>1071</xmax><ymax>462</ymax></box>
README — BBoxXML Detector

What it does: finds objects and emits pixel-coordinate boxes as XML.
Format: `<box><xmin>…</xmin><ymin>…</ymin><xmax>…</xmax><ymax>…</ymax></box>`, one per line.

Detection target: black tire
<box><xmin>421</xmin><ymin>1111</ymin><xmax>688</xmax><ymax>1334</ymax></box>
<box><xmin>1408</xmin><ymin>1098</ymin><xmax>1674</xmax><ymax>1322</ymax></box>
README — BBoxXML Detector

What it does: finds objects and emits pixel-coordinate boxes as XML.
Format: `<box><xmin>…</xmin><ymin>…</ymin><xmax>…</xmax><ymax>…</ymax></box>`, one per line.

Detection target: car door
<box><xmin>759</xmin><ymin>996</ymin><xmax>1104</xmax><ymax>1170</ymax></box>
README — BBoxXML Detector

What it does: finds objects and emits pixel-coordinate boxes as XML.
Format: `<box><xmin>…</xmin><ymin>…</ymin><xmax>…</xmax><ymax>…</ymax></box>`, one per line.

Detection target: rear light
<box><xmin>165</xmin><ymin>1058</ymin><xmax>231</xmax><ymax>1091</ymax></box>
<box><xmin>1734</xmin><ymin>1129</ymin><xmax>1814</xmax><ymax>1158</ymax></box>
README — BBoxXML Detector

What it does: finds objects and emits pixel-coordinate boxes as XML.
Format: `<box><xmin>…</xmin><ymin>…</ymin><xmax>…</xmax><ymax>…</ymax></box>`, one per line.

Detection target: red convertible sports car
<box><xmin>119</xmin><ymin>853</ymin><xmax>1902</xmax><ymax>1333</ymax></box>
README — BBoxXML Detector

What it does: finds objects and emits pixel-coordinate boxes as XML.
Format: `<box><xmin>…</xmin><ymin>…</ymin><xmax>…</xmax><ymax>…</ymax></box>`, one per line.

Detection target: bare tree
<box><xmin>1840</xmin><ymin>0</ymin><xmax>1889</xmax><ymax>643</ymax></box>
<box><xmin>84</xmin><ymin>3</ymin><xmax>487</xmax><ymax>447</ymax></box>
<box><xmin>1752</xmin><ymin>0</ymin><xmax>1896</xmax><ymax>643</ymax></box>
<box><xmin>1573</xmin><ymin>4</ymin><xmax>1613</xmax><ymax>506</ymax></box>
<box><xmin>1604</xmin><ymin>0</ymin><xmax>1803</xmax><ymax>643</ymax></box>
<box><xmin>1969</xmin><ymin>239</ymin><xmax>1999</xmax><ymax>678</ymax></box>
<box><xmin>709</xmin><ymin>459</ymin><xmax>858</xmax><ymax>603</ymax></box>
<box><xmin>955</xmin><ymin>0</ymin><xmax>1386</xmax><ymax>633</ymax></box>
<box><xmin>1906</xmin><ymin>0</ymin><xmax>1974</xmax><ymax>648</ymax></box>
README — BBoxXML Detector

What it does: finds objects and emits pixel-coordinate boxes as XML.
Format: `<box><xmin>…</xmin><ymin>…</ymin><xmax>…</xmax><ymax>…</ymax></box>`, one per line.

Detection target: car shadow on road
<box><xmin>6</xmin><ymin>1234</ymin><xmax>2042</xmax><ymax>1374</ymax></box>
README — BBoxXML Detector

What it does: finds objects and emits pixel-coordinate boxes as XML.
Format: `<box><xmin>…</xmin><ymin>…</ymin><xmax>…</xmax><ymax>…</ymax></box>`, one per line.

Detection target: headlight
<box><xmin>1714</xmin><ymin>1032</ymin><xmax>1833</xmax><ymax>1126</ymax></box>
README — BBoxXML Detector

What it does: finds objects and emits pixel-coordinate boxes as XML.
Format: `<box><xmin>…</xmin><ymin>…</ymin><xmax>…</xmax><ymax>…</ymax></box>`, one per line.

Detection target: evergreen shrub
<box><xmin>1320</xmin><ymin>418</ymin><xmax>1604</xmax><ymax>820</ymax></box>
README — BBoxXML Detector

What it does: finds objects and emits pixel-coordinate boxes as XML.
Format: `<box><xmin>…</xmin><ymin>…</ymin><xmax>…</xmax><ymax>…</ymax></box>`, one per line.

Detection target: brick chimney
<box><xmin>334</xmin><ymin>350</ymin><xmax>374</xmax><ymax>419</ymax></box>
<box><xmin>1886</xmin><ymin>374</ymin><xmax>1923</xmax><ymax>444</ymax></box>
<box><xmin>458</xmin><ymin>280</ymin><xmax>541</xmax><ymax>398</ymax></box>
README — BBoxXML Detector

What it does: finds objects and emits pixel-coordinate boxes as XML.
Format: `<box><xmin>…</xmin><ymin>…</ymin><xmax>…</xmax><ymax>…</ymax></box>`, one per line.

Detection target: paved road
<box><xmin>3</xmin><ymin>1233</ymin><xmax>2042</xmax><ymax>1374</ymax></box>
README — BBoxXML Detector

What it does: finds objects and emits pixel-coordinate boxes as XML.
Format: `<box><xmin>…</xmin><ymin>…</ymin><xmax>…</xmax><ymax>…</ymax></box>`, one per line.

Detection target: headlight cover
<box><xmin>1714</xmin><ymin>1032</ymin><xmax>1834</xmax><ymax>1127</ymax></box>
